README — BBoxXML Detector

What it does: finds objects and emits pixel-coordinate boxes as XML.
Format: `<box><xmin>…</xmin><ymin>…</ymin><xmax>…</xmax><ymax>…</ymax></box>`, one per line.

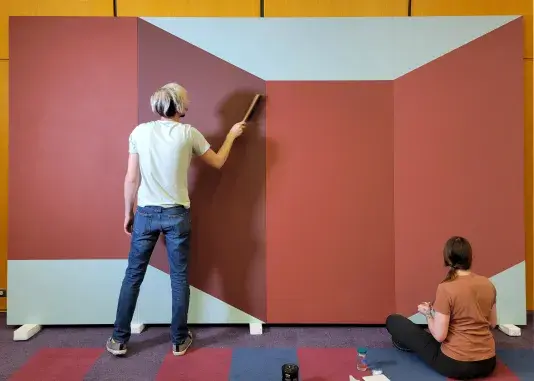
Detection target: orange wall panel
<box><xmin>412</xmin><ymin>0</ymin><xmax>533</xmax><ymax>58</ymax></box>
<box><xmin>265</xmin><ymin>0</ymin><xmax>408</xmax><ymax>17</ymax></box>
<box><xmin>118</xmin><ymin>0</ymin><xmax>259</xmax><ymax>16</ymax></box>
<box><xmin>8</xmin><ymin>0</ymin><xmax>112</xmax><ymax>16</ymax></box>
<box><xmin>0</xmin><ymin>61</ymin><xmax>7</xmax><ymax>311</ymax></box>
<box><xmin>0</xmin><ymin>0</ymin><xmax>7</xmax><ymax>59</ymax></box>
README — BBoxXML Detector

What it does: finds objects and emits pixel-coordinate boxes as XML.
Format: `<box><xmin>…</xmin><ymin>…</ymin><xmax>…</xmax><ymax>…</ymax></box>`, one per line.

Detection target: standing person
<box><xmin>385</xmin><ymin>236</ymin><xmax>498</xmax><ymax>379</ymax></box>
<box><xmin>106</xmin><ymin>83</ymin><xmax>246</xmax><ymax>356</ymax></box>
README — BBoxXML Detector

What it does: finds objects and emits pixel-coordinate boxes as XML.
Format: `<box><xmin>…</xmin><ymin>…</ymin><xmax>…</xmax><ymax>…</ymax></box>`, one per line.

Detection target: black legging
<box><xmin>386</xmin><ymin>314</ymin><xmax>496</xmax><ymax>380</ymax></box>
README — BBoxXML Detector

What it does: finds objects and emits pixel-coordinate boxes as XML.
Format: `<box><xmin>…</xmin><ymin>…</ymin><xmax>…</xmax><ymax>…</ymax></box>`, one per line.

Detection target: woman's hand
<box><xmin>417</xmin><ymin>302</ymin><xmax>432</xmax><ymax>316</ymax></box>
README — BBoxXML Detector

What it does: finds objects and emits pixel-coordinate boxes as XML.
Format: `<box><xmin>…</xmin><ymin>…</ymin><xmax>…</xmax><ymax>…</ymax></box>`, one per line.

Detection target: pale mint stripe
<box><xmin>142</xmin><ymin>16</ymin><xmax>518</xmax><ymax>80</ymax></box>
<box><xmin>7</xmin><ymin>260</ymin><xmax>263</xmax><ymax>325</ymax></box>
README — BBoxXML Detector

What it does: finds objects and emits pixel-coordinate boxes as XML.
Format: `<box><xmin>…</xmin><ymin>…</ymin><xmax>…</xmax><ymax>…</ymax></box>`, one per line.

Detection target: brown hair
<box><xmin>442</xmin><ymin>236</ymin><xmax>472</xmax><ymax>283</ymax></box>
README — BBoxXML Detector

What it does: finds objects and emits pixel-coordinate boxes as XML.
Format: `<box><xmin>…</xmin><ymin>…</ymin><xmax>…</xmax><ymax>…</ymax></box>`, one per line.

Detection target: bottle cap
<box><xmin>357</xmin><ymin>347</ymin><xmax>368</xmax><ymax>354</ymax></box>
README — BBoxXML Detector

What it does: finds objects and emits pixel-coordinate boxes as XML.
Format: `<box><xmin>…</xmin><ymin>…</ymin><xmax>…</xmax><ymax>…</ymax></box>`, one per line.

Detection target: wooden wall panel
<box><xmin>118</xmin><ymin>0</ymin><xmax>259</xmax><ymax>16</ymax></box>
<box><xmin>265</xmin><ymin>0</ymin><xmax>408</xmax><ymax>17</ymax></box>
<box><xmin>525</xmin><ymin>59</ymin><xmax>533</xmax><ymax>309</ymax></box>
<box><xmin>412</xmin><ymin>0</ymin><xmax>533</xmax><ymax>58</ymax></box>
<box><xmin>0</xmin><ymin>61</ymin><xmax>7</xmax><ymax>311</ymax></box>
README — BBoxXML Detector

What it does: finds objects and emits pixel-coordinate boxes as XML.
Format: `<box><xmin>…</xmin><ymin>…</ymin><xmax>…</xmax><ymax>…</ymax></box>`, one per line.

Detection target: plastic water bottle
<box><xmin>357</xmin><ymin>348</ymin><xmax>368</xmax><ymax>371</ymax></box>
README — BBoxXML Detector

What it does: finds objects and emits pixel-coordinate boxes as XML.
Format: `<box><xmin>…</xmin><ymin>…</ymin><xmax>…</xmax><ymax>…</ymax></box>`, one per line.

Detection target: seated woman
<box><xmin>386</xmin><ymin>236</ymin><xmax>497</xmax><ymax>380</ymax></box>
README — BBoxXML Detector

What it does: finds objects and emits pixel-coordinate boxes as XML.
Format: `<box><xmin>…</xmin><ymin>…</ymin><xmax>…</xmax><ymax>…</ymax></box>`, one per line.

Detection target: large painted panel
<box><xmin>393</xmin><ymin>19</ymin><xmax>525</xmax><ymax>322</ymax></box>
<box><xmin>525</xmin><ymin>59</ymin><xmax>533</xmax><ymax>309</ymax></box>
<box><xmin>265</xmin><ymin>81</ymin><xmax>395</xmax><ymax>323</ymax></box>
<box><xmin>7</xmin><ymin>16</ymin><xmax>526</xmax><ymax>325</ymax></box>
<box><xmin>137</xmin><ymin>19</ymin><xmax>267</xmax><ymax>322</ymax></box>
<box><xmin>143</xmin><ymin>16</ymin><xmax>517</xmax><ymax>81</ymax></box>
<box><xmin>8</xmin><ymin>17</ymin><xmax>138</xmax><ymax>264</ymax></box>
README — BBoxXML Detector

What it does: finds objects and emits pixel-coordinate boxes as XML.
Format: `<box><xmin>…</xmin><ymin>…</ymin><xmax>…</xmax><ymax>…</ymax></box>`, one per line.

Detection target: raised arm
<box><xmin>198</xmin><ymin>122</ymin><xmax>246</xmax><ymax>169</ymax></box>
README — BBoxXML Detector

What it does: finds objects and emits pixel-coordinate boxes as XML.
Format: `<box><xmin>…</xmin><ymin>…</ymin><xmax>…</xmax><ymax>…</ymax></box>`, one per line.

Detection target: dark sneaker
<box><xmin>392</xmin><ymin>339</ymin><xmax>412</xmax><ymax>352</ymax></box>
<box><xmin>106</xmin><ymin>337</ymin><xmax>127</xmax><ymax>356</ymax></box>
<box><xmin>172</xmin><ymin>331</ymin><xmax>193</xmax><ymax>356</ymax></box>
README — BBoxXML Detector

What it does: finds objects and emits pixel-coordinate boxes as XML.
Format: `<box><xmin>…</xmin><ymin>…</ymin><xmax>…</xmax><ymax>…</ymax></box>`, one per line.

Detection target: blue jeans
<box><xmin>112</xmin><ymin>205</ymin><xmax>191</xmax><ymax>345</ymax></box>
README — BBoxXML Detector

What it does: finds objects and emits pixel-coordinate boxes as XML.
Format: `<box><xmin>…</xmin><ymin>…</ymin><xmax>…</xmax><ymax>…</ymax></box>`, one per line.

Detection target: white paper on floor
<box><xmin>349</xmin><ymin>376</ymin><xmax>359</xmax><ymax>381</ymax></box>
<box><xmin>362</xmin><ymin>375</ymin><xmax>391</xmax><ymax>381</ymax></box>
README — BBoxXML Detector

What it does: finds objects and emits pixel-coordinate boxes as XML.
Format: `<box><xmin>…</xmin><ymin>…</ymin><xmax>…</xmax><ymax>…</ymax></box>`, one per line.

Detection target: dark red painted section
<box><xmin>137</xmin><ymin>20</ymin><xmax>267</xmax><ymax>321</ymax></box>
<box><xmin>9</xmin><ymin>17</ymin><xmax>138</xmax><ymax>260</ymax></box>
<box><xmin>394</xmin><ymin>19</ymin><xmax>525</xmax><ymax>316</ymax></box>
<box><xmin>266</xmin><ymin>81</ymin><xmax>395</xmax><ymax>323</ymax></box>
<box><xmin>8</xmin><ymin>348</ymin><xmax>103</xmax><ymax>381</ymax></box>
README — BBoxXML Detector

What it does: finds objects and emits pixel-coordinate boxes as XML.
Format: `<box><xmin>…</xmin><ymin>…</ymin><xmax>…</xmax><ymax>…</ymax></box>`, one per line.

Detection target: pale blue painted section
<box><xmin>142</xmin><ymin>16</ymin><xmax>518</xmax><ymax>80</ymax></box>
<box><xmin>7</xmin><ymin>260</ymin><xmax>263</xmax><ymax>325</ymax></box>
<box><xmin>139</xmin><ymin>266</ymin><xmax>263</xmax><ymax>324</ymax></box>
<box><xmin>408</xmin><ymin>261</ymin><xmax>526</xmax><ymax>325</ymax></box>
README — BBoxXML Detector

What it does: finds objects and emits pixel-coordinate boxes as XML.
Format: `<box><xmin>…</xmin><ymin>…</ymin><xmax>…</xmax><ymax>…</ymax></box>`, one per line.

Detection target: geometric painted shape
<box><xmin>229</xmin><ymin>348</ymin><xmax>299</xmax><ymax>381</ymax></box>
<box><xmin>412</xmin><ymin>0</ymin><xmax>532</xmax><ymax>58</ymax></box>
<box><xmin>139</xmin><ymin>266</ymin><xmax>264</xmax><ymax>323</ymax></box>
<box><xmin>8</xmin><ymin>348</ymin><xmax>104</xmax><ymax>381</ymax></box>
<box><xmin>297</xmin><ymin>348</ymin><xmax>363</xmax><ymax>379</ymax></box>
<box><xmin>143</xmin><ymin>16</ymin><xmax>518</xmax><ymax>80</ymax></box>
<box><xmin>8</xmin><ymin>17</ymin><xmax>138</xmax><ymax>261</ymax></box>
<box><xmin>497</xmin><ymin>349</ymin><xmax>534</xmax><ymax>380</ymax></box>
<box><xmin>6</xmin><ymin>260</ymin><xmax>262</xmax><ymax>325</ymax></box>
<box><xmin>156</xmin><ymin>349</ymin><xmax>233</xmax><ymax>381</ymax></box>
<box><xmin>118</xmin><ymin>0</ymin><xmax>259</xmax><ymax>17</ymax></box>
<box><xmin>137</xmin><ymin>19</ymin><xmax>267</xmax><ymax>322</ymax></box>
<box><xmin>408</xmin><ymin>262</ymin><xmax>527</xmax><ymax>325</ymax></box>
<box><xmin>265</xmin><ymin>81</ymin><xmax>395</xmax><ymax>323</ymax></box>
<box><xmin>264</xmin><ymin>0</ymin><xmax>408</xmax><ymax>17</ymax></box>
<box><xmin>393</xmin><ymin>17</ymin><xmax>525</xmax><ymax>320</ymax></box>
<box><xmin>367</xmin><ymin>348</ymin><xmax>446</xmax><ymax>380</ymax></box>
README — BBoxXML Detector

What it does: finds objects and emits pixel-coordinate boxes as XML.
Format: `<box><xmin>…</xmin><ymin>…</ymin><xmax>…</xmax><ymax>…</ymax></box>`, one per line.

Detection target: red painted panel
<box><xmin>394</xmin><ymin>19</ymin><xmax>525</xmax><ymax>315</ymax></box>
<box><xmin>9</xmin><ymin>17</ymin><xmax>138</xmax><ymax>260</ymax></box>
<box><xmin>9</xmin><ymin>348</ymin><xmax>103</xmax><ymax>381</ymax></box>
<box><xmin>266</xmin><ymin>81</ymin><xmax>395</xmax><ymax>323</ymax></box>
<box><xmin>156</xmin><ymin>348</ymin><xmax>232</xmax><ymax>380</ymax></box>
<box><xmin>137</xmin><ymin>20</ymin><xmax>267</xmax><ymax>321</ymax></box>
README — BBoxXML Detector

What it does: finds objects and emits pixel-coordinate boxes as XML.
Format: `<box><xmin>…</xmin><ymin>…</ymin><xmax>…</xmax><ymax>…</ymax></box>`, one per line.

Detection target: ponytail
<box><xmin>442</xmin><ymin>265</ymin><xmax>458</xmax><ymax>283</ymax></box>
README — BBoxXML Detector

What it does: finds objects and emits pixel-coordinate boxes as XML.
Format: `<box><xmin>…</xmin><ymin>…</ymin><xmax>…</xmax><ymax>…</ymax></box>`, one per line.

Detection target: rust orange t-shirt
<box><xmin>432</xmin><ymin>273</ymin><xmax>496</xmax><ymax>362</ymax></box>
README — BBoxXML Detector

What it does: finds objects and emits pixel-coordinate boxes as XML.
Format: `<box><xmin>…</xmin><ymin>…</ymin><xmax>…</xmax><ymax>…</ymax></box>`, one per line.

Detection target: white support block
<box><xmin>249</xmin><ymin>323</ymin><xmax>263</xmax><ymax>335</ymax></box>
<box><xmin>131</xmin><ymin>323</ymin><xmax>145</xmax><ymax>334</ymax></box>
<box><xmin>498</xmin><ymin>324</ymin><xmax>521</xmax><ymax>337</ymax></box>
<box><xmin>13</xmin><ymin>324</ymin><xmax>42</xmax><ymax>341</ymax></box>
<box><xmin>349</xmin><ymin>376</ymin><xmax>360</xmax><ymax>381</ymax></box>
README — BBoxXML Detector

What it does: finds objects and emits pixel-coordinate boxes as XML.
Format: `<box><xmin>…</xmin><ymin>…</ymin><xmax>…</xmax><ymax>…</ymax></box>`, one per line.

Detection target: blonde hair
<box><xmin>150</xmin><ymin>83</ymin><xmax>188</xmax><ymax>118</ymax></box>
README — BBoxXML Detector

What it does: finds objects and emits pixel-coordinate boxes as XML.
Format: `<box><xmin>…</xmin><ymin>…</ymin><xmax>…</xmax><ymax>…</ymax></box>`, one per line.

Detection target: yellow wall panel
<box><xmin>412</xmin><ymin>0</ymin><xmax>533</xmax><ymax>58</ymax></box>
<box><xmin>0</xmin><ymin>61</ymin><xmax>7</xmax><ymax>311</ymax></box>
<box><xmin>118</xmin><ymin>0</ymin><xmax>259</xmax><ymax>16</ymax></box>
<box><xmin>265</xmin><ymin>0</ymin><xmax>408</xmax><ymax>17</ymax></box>
<box><xmin>0</xmin><ymin>0</ymin><xmax>7</xmax><ymax>59</ymax></box>
<box><xmin>8</xmin><ymin>0</ymin><xmax>113</xmax><ymax>16</ymax></box>
<box><xmin>526</xmin><ymin>59</ymin><xmax>533</xmax><ymax>309</ymax></box>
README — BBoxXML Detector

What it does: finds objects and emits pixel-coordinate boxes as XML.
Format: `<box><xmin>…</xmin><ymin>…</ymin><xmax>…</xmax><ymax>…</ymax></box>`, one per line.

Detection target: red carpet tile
<box><xmin>448</xmin><ymin>360</ymin><xmax>519</xmax><ymax>381</ymax></box>
<box><xmin>298</xmin><ymin>348</ymin><xmax>371</xmax><ymax>380</ymax></box>
<box><xmin>8</xmin><ymin>348</ymin><xmax>103</xmax><ymax>381</ymax></box>
<box><xmin>156</xmin><ymin>348</ymin><xmax>232</xmax><ymax>380</ymax></box>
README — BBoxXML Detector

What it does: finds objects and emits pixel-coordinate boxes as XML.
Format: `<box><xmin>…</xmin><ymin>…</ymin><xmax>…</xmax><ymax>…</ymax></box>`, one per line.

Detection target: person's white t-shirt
<box><xmin>128</xmin><ymin>120</ymin><xmax>211</xmax><ymax>208</ymax></box>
